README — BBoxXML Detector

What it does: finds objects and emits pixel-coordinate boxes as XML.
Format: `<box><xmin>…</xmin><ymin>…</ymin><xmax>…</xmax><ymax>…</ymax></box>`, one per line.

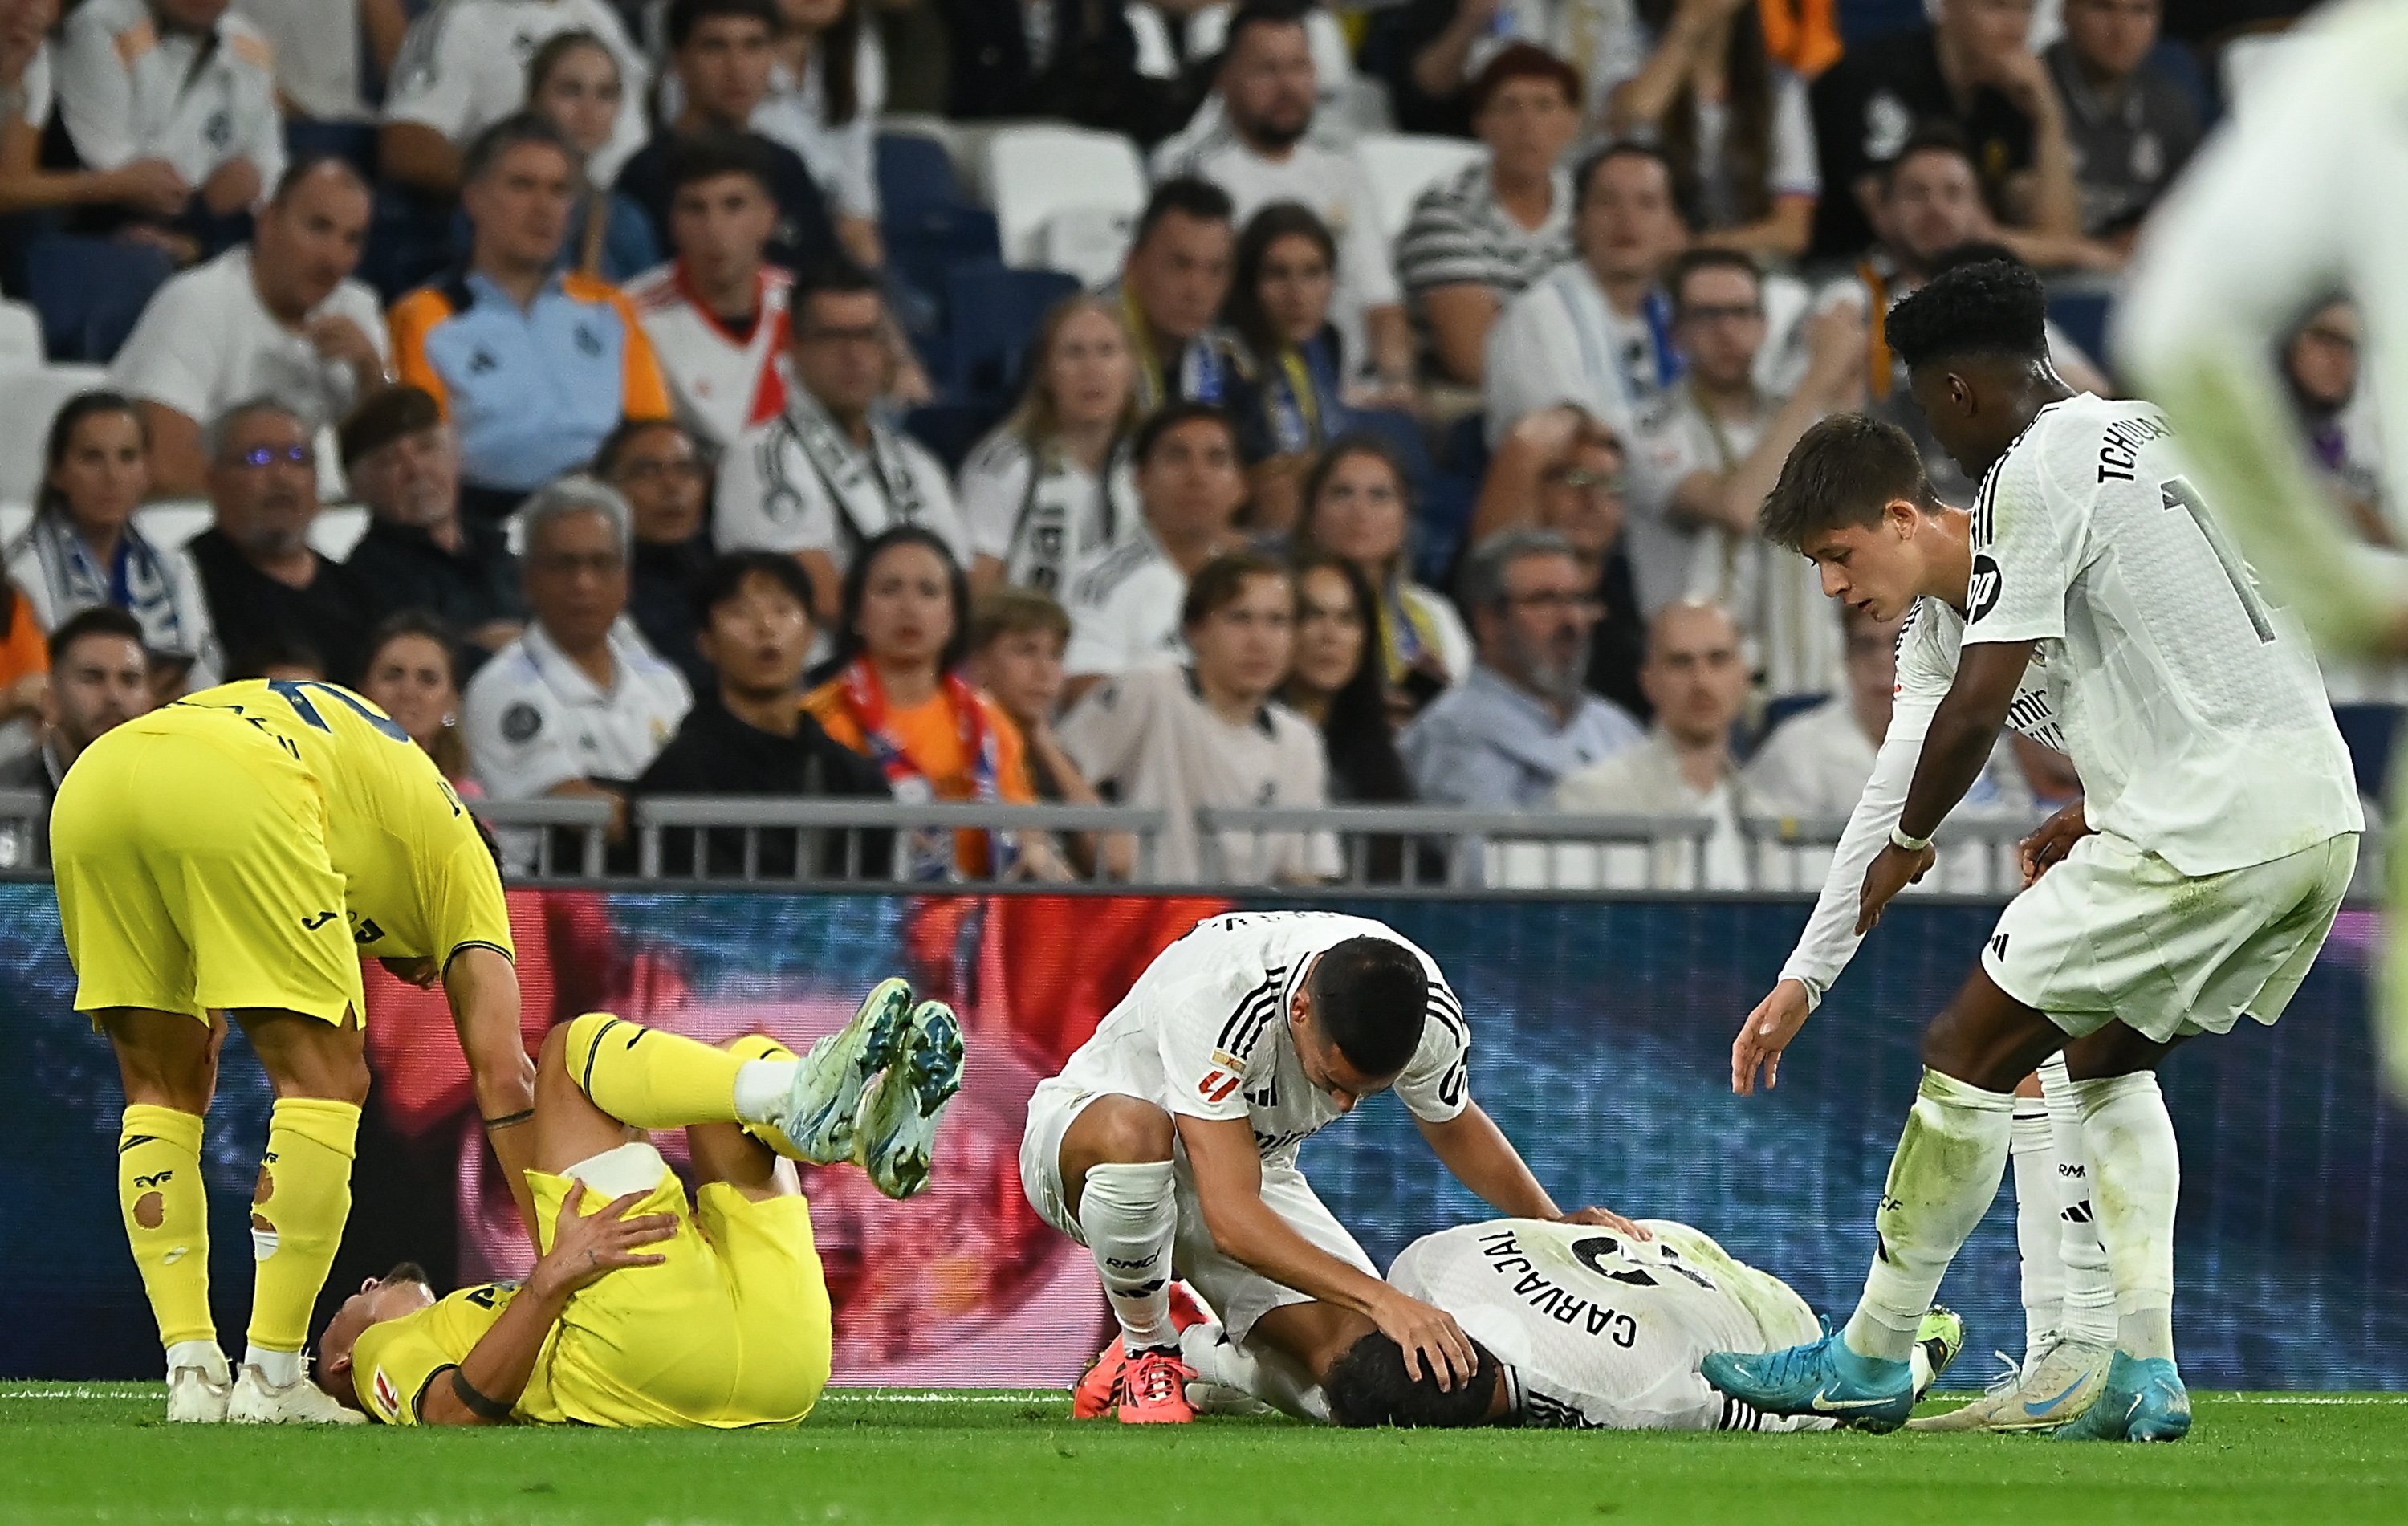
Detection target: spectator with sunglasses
<box><xmin>185</xmin><ymin>399</ymin><xmax>387</xmax><ymax>686</ymax></box>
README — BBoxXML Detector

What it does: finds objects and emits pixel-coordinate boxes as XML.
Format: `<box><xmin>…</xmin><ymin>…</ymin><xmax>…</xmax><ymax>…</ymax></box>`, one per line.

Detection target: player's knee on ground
<box><xmin>1322</xmin><ymin>1333</ymin><xmax>1500</xmax><ymax>1428</ymax></box>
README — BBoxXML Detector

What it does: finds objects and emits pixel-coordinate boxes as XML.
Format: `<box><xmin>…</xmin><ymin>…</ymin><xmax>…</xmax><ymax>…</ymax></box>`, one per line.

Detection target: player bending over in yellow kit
<box><xmin>51</xmin><ymin>678</ymin><xmax>539</xmax><ymax>1426</ymax></box>
<box><xmin>313</xmin><ymin>980</ymin><xmax>963</xmax><ymax>1427</ymax></box>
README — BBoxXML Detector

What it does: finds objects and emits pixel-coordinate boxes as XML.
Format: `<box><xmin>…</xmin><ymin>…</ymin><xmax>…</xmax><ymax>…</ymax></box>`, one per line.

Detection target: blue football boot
<box><xmin>1701</xmin><ymin>1323</ymin><xmax>1918</xmax><ymax>1434</ymax></box>
<box><xmin>2053</xmin><ymin>1353</ymin><xmax>2191</xmax><ymax>1442</ymax></box>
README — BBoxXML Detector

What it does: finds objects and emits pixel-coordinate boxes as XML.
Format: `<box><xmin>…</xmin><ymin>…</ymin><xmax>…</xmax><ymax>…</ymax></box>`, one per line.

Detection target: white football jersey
<box><xmin>1967</xmin><ymin>394</ymin><xmax>2361</xmax><ymax>876</ymax></box>
<box><xmin>1051</xmin><ymin>910</ymin><xmax>1469</xmax><ymax>1160</ymax></box>
<box><xmin>624</xmin><ymin>263</ymin><xmax>792</xmax><ymax>452</ymax></box>
<box><xmin>1389</xmin><ymin>1219</ymin><xmax>1822</xmax><ymax>1431</ymax></box>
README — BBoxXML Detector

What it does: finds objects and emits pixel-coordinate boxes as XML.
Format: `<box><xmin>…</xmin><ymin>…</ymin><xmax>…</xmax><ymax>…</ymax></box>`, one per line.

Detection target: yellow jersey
<box><xmin>153</xmin><ymin>679</ymin><xmax>514</xmax><ymax>969</ymax></box>
<box><xmin>352</xmin><ymin>1282</ymin><xmax>555</xmax><ymax>1425</ymax></box>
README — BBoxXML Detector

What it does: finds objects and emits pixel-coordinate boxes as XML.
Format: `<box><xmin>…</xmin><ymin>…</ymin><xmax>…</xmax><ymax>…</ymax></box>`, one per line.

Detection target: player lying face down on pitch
<box><xmin>1023</xmin><ymin>910</ymin><xmax>1652</xmax><ymax>1426</ymax></box>
<box><xmin>1278</xmin><ymin>1219</ymin><xmax>1960</xmax><ymax>1430</ymax></box>
<box><xmin>312</xmin><ymin>979</ymin><xmax>963</xmax><ymax>1426</ymax></box>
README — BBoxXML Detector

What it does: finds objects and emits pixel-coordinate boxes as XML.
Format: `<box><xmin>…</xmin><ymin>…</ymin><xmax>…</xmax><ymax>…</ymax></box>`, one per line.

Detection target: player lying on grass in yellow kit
<box><xmin>313</xmin><ymin>979</ymin><xmax>964</xmax><ymax>1426</ymax></box>
<box><xmin>50</xmin><ymin>678</ymin><xmax>538</xmax><ymax>1425</ymax></box>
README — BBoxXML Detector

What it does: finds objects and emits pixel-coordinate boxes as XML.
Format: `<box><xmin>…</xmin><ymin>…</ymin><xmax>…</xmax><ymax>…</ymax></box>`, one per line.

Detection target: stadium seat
<box><xmin>23</xmin><ymin>237</ymin><xmax>174</xmax><ymax>364</ymax></box>
<box><xmin>1760</xmin><ymin>692</ymin><xmax>1829</xmax><ymax>739</ymax></box>
<box><xmin>986</xmin><ymin>125</ymin><xmax>1149</xmax><ymax>271</ymax></box>
<box><xmin>877</xmin><ymin>130</ymin><xmax>966</xmax><ymax>221</ymax></box>
<box><xmin>285</xmin><ymin>120</ymin><xmax>379</xmax><ymax>178</ymax></box>
<box><xmin>2332</xmin><ymin>702</ymin><xmax>2403</xmax><ymax>803</ymax></box>
<box><xmin>1356</xmin><ymin>134</ymin><xmax>1486</xmax><ymax>242</ymax></box>
<box><xmin>0</xmin><ymin>502</ymin><xmax>28</xmax><ymax>546</ymax></box>
<box><xmin>0</xmin><ymin>297</ymin><xmax>44</xmax><ymax>365</ymax></box>
<box><xmin>132</xmin><ymin>500</ymin><xmax>212</xmax><ymax>555</ymax></box>
<box><xmin>0</xmin><ymin>363</ymin><xmax>110</xmax><ymax>502</ymax></box>
<box><xmin>309</xmin><ymin>505</ymin><xmax>371</xmax><ymax>562</ymax></box>
<box><xmin>903</xmin><ymin>399</ymin><xmax>1013</xmax><ymax>474</ymax></box>
<box><xmin>1413</xmin><ymin>412</ymin><xmax>1490</xmax><ymax>589</ymax></box>
<box><xmin>938</xmin><ymin>262</ymin><xmax>1081</xmax><ymax>399</ymax></box>
<box><xmin>2048</xmin><ymin>286</ymin><xmax>2116</xmax><ymax>385</ymax></box>
<box><xmin>1037</xmin><ymin>206</ymin><xmax>1136</xmax><ymax>289</ymax></box>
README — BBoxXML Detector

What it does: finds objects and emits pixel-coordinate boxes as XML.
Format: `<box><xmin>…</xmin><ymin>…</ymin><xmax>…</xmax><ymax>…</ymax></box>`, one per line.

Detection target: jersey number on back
<box><xmin>2160</xmin><ymin>478</ymin><xmax>2276</xmax><ymax>644</ymax></box>
<box><xmin>270</xmin><ymin>679</ymin><xmax>414</xmax><ymax>743</ymax></box>
<box><xmin>1572</xmin><ymin>1235</ymin><xmax>1716</xmax><ymax>1292</ymax></box>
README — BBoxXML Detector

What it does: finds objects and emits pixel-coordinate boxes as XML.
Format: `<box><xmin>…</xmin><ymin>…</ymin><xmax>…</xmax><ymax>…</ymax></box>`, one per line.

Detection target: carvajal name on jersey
<box><xmin>1476</xmin><ymin>1228</ymin><xmax>1638</xmax><ymax>1346</ymax></box>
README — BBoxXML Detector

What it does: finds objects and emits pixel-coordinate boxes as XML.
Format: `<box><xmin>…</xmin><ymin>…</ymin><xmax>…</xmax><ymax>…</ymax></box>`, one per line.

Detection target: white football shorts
<box><xmin>1983</xmin><ymin>830</ymin><xmax>2358</xmax><ymax>1044</ymax></box>
<box><xmin>1020</xmin><ymin>1077</ymin><xmax>1379</xmax><ymax>1343</ymax></box>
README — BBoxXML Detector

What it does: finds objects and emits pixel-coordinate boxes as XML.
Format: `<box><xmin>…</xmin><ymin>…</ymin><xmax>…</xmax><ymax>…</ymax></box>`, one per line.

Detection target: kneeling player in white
<box><xmin>1021</xmin><ymin>910</ymin><xmax>1642</xmax><ymax>1424</ymax></box>
<box><xmin>1729</xmin><ymin>415</ymin><xmax>2129</xmax><ymax>1430</ymax></box>
<box><xmin>1316</xmin><ymin>1219</ymin><xmax>1961</xmax><ymax>1430</ymax></box>
<box><xmin>1704</xmin><ymin>263</ymin><xmax>2361</xmax><ymax>1442</ymax></box>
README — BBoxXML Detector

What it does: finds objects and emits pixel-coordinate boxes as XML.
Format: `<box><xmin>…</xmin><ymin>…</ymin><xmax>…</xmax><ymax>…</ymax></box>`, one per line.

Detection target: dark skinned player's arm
<box><xmin>1896</xmin><ymin>641</ymin><xmax>2038</xmax><ymax>841</ymax></box>
<box><xmin>444</xmin><ymin>946</ymin><xmax>539</xmax><ymax>1241</ymax></box>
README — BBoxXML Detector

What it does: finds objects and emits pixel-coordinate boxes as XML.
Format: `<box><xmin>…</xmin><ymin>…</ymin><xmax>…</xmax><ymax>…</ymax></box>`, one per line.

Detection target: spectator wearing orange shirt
<box><xmin>386</xmin><ymin>114</ymin><xmax>672</xmax><ymax>523</ymax></box>
<box><xmin>0</xmin><ymin>578</ymin><xmax>52</xmax><ymax>767</ymax></box>
<box><xmin>805</xmin><ymin>526</ymin><xmax>1072</xmax><ymax>882</ymax></box>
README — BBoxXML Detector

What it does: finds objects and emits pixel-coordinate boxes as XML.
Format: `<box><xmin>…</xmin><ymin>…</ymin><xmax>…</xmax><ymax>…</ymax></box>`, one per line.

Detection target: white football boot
<box><xmin>1906</xmin><ymin>1336</ymin><xmax>2111</xmax><ymax>1431</ymax></box>
<box><xmin>226</xmin><ymin>1364</ymin><xmax>367</xmax><ymax>1425</ymax></box>
<box><xmin>165</xmin><ymin>1351</ymin><xmax>232</xmax><ymax>1423</ymax></box>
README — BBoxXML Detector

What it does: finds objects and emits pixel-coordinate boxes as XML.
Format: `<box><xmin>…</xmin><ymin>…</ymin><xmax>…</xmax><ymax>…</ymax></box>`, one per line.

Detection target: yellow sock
<box><xmin>118</xmin><ymin>1105</ymin><xmax>214</xmax><ymax>1349</ymax></box>
<box><xmin>563</xmin><ymin>1011</ymin><xmax>747</xmax><ymax>1129</ymax></box>
<box><xmin>245</xmin><ymin>1097</ymin><xmax>358</xmax><ymax>1355</ymax></box>
<box><xmin>725</xmin><ymin>1032</ymin><xmax>807</xmax><ymax>1158</ymax></box>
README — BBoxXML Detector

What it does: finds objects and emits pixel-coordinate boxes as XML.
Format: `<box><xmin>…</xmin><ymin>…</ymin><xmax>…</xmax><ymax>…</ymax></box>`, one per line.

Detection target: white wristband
<box><xmin>1889</xmin><ymin>824</ymin><xmax>1933</xmax><ymax>853</ymax></box>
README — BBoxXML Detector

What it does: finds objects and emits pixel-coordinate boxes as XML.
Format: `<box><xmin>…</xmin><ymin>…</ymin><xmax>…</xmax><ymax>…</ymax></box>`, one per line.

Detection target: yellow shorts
<box><xmin>50</xmin><ymin>718</ymin><xmax>362</xmax><ymax>1026</ymax></box>
<box><xmin>523</xmin><ymin>1162</ymin><xmax>832</xmax><ymax>1429</ymax></box>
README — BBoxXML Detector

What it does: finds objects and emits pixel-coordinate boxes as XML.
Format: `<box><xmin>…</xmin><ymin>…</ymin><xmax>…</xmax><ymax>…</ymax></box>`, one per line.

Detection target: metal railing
<box><xmin>3</xmin><ymin>787</ymin><xmax>2385</xmax><ymax>901</ymax></box>
<box><xmin>630</xmin><ymin>798</ymin><xmax>1167</xmax><ymax>883</ymax></box>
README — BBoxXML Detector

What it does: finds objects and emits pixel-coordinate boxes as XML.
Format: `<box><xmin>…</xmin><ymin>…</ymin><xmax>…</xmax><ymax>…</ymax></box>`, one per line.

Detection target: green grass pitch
<box><xmin>6</xmin><ymin>1383</ymin><xmax>2407</xmax><ymax>1524</ymax></box>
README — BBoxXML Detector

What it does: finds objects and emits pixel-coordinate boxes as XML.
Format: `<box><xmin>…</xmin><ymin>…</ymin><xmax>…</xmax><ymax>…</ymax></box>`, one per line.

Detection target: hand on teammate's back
<box><xmin>1554</xmin><ymin>1207</ymin><xmax>1653</xmax><ymax>1241</ymax></box>
<box><xmin>1732</xmin><ymin>977</ymin><xmax>1814</xmax><ymax>1097</ymax></box>
<box><xmin>530</xmin><ymin>1190</ymin><xmax>678</xmax><ymax>1303</ymax></box>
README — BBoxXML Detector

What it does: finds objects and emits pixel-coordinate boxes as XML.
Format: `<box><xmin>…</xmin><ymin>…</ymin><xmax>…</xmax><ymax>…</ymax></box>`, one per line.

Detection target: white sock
<box><xmin>2072</xmin><ymin>1071</ymin><xmax>2181</xmax><ymax>1364</ymax></box>
<box><xmin>244</xmin><ymin>1344</ymin><xmax>303</xmax><ymax>1387</ymax></box>
<box><xmin>1076</xmin><ymin>1160</ymin><xmax>1178</xmax><ymax>1354</ymax></box>
<box><xmin>1848</xmin><ymin>1068</ymin><xmax>2017</xmax><ymax>1363</ymax></box>
<box><xmin>2039</xmin><ymin>1056</ymin><xmax>2118</xmax><ymax>1349</ymax></box>
<box><xmin>2009</xmin><ymin>1101</ymin><xmax>2064</xmax><ymax>1365</ymax></box>
<box><xmin>1178</xmin><ymin>1322</ymin><xmax>1331</xmax><ymax>1422</ymax></box>
<box><xmin>731</xmin><ymin>1058</ymin><xmax>798</xmax><ymax>1125</ymax></box>
<box><xmin>165</xmin><ymin>1340</ymin><xmax>226</xmax><ymax>1381</ymax></box>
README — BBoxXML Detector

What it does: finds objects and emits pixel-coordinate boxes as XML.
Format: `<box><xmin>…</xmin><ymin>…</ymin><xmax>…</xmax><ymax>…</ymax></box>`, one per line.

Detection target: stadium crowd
<box><xmin>0</xmin><ymin>0</ymin><xmax>2354</xmax><ymax>886</ymax></box>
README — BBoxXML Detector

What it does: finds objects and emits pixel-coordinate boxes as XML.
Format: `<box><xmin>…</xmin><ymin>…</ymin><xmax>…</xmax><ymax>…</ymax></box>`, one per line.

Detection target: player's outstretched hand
<box><xmin>1733</xmin><ymin>978</ymin><xmax>1813</xmax><ymax>1096</ymax></box>
<box><xmin>531</xmin><ymin>1190</ymin><xmax>677</xmax><ymax>1302</ymax></box>
<box><xmin>2019</xmin><ymin>801</ymin><xmax>2094</xmax><ymax>886</ymax></box>
<box><xmin>1855</xmin><ymin>840</ymin><xmax>1937</xmax><ymax>935</ymax></box>
<box><xmin>1370</xmin><ymin>1288</ymin><xmax>1480</xmax><ymax>1394</ymax></box>
<box><xmin>1556</xmin><ymin>1207</ymin><xmax>1653</xmax><ymax>1242</ymax></box>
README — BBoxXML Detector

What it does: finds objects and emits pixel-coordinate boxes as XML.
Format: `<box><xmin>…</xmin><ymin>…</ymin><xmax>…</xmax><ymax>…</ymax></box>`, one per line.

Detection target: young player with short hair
<box><xmin>1022</xmin><ymin>909</ymin><xmax>1644</xmax><ymax>1424</ymax></box>
<box><xmin>316</xmin><ymin>979</ymin><xmax>963</xmax><ymax>1426</ymax></box>
<box><xmin>1727</xmin><ymin>411</ymin><xmax>2123</xmax><ymax>1431</ymax></box>
<box><xmin>1702</xmin><ymin>262</ymin><xmax>2361</xmax><ymax>1441</ymax></box>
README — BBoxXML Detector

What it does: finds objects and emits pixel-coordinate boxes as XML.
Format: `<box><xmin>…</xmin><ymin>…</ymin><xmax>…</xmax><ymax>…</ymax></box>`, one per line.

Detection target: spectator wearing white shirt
<box><xmin>624</xmin><ymin>134</ymin><xmax>796</xmax><ymax>452</ymax></box>
<box><xmin>108</xmin><ymin>158</ymin><xmax>388</xmax><ymax>500</ymax></box>
<box><xmin>1483</xmin><ymin>140</ymin><xmax>1690</xmax><ymax>446</ymax></box>
<box><xmin>381</xmin><ymin>0</ymin><xmax>650</xmax><ymax>196</ymax></box>
<box><xmin>1396</xmin><ymin>43</ymin><xmax>1583</xmax><ymax>388</ymax></box>
<box><xmin>230</xmin><ymin>0</ymin><xmax>396</xmax><ymax>124</ymax></box>
<box><xmin>713</xmin><ymin>260</ymin><xmax>978</xmax><ymax>623</ymax></box>
<box><xmin>462</xmin><ymin>475</ymin><xmax>693</xmax><ymax>848</ymax></box>
<box><xmin>1551</xmin><ymin>597</ymin><xmax>1756</xmax><ymax>889</ymax></box>
<box><xmin>1152</xmin><ymin>0</ymin><xmax>1413</xmax><ymax>395</ymax></box>
<box><xmin>0</xmin><ymin>0</ymin><xmax>189</xmax><ymax>226</ymax></box>
<box><xmin>3</xmin><ymin>390</ymin><xmax>218</xmax><ymax>692</ymax></box>
<box><xmin>958</xmin><ymin>293</ymin><xmax>1141</xmax><ymax>599</ymax></box>
<box><xmin>1621</xmin><ymin>248</ymin><xmax>1863</xmax><ymax>698</ymax></box>
<box><xmin>1604</xmin><ymin>0</ymin><xmax>1820</xmax><ymax>261</ymax></box>
<box><xmin>1399</xmin><ymin>527</ymin><xmax>1643</xmax><ymax>809</ymax></box>
<box><xmin>1060</xmin><ymin>551</ymin><xmax>1339</xmax><ymax>885</ymax></box>
<box><xmin>51</xmin><ymin>0</ymin><xmax>285</xmax><ymax>239</ymax></box>
<box><xmin>1061</xmin><ymin>401</ymin><xmax>1249</xmax><ymax>691</ymax></box>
